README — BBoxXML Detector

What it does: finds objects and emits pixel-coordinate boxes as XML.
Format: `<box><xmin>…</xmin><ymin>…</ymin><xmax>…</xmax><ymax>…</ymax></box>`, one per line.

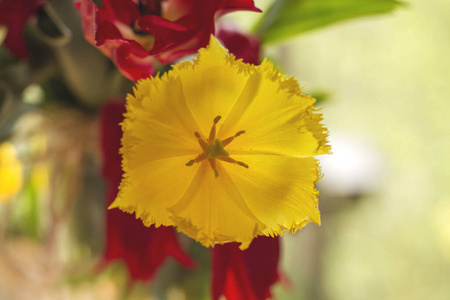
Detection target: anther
<box><xmin>235</xmin><ymin>130</ymin><xmax>245</xmax><ymax>137</ymax></box>
<box><xmin>209</xmin><ymin>116</ymin><xmax>221</xmax><ymax>142</ymax></box>
<box><xmin>186</xmin><ymin>160</ymin><xmax>195</xmax><ymax>166</ymax></box>
<box><xmin>237</xmin><ymin>161</ymin><xmax>249</xmax><ymax>168</ymax></box>
<box><xmin>194</xmin><ymin>132</ymin><xmax>201</xmax><ymax>138</ymax></box>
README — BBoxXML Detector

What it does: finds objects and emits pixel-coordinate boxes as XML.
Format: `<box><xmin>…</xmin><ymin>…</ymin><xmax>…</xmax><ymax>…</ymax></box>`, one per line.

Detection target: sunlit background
<box><xmin>1</xmin><ymin>0</ymin><xmax>449</xmax><ymax>299</ymax></box>
<box><xmin>274</xmin><ymin>0</ymin><xmax>450</xmax><ymax>299</ymax></box>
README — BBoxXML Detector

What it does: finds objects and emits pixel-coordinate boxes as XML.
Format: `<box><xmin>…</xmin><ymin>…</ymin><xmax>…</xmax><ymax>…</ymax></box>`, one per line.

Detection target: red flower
<box><xmin>0</xmin><ymin>0</ymin><xmax>46</xmax><ymax>58</ymax></box>
<box><xmin>100</xmin><ymin>101</ymin><xmax>194</xmax><ymax>281</ymax></box>
<box><xmin>217</xmin><ymin>22</ymin><xmax>261</xmax><ymax>65</ymax></box>
<box><xmin>212</xmin><ymin>236</ymin><xmax>281</xmax><ymax>300</ymax></box>
<box><xmin>75</xmin><ymin>0</ymin><xmax>260</xmax><ymax>81</ymax></box>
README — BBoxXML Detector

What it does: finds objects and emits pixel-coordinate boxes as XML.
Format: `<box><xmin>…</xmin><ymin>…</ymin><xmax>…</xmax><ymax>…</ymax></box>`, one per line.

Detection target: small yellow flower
<box><xmin>110</xmin><ymin>36</ymin><xmax>331</xmax><ymax>249</ymax></box>
<box><xmin>0</xmin><ymin>142</ymin><xmax>23</xmax><ymax>203</ymax></box>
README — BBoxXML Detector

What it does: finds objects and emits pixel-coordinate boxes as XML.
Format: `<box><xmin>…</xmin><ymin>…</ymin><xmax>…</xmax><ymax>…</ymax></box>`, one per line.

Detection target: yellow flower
<box><xmin>110</xmin><ymin>36</ymin><xmax>331</xmax><ymax>249</ymax></box>
<box><xmin>0</xmin><ymin>142</ymin><xmax>23</xmax><ymax>203</ymax></box>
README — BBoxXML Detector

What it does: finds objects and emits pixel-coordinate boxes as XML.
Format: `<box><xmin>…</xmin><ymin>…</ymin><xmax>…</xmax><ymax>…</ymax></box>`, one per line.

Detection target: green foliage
<box><xmin>254</xmin><ymin>0</ymin><xmax>403</xmax><ymax>44</ymax></box>
<box><xmin>12</xmin><ymin>180</ymin><xmax>40</xmax><ymax>239</ymax></box>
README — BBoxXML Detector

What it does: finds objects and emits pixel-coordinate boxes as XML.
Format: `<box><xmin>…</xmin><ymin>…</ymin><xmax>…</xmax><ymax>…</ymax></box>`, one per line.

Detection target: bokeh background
<box><xmin>1</xmin><ymin>0</ymin><xmax>449</xmax><ymax>299</ymax></box>
<box><xmin>271</xmin><ymin>0</ymin><xmax>450</xmax><ymax>299</ymax></box>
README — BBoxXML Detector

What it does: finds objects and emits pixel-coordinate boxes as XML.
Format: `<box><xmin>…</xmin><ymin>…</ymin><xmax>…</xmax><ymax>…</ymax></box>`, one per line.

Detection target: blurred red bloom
<box><xmin>100</xmin><ymin>101</ymin><xmax>194</xmax><ymax>280</ymax></box>
<box><xmin>217</xmin><ymin>22</ymin><xmax>260</xmax><ymax>65</ymax></box>
<box><xmin>75</xmin><ymin>0</ymin><xmax>260</xmax><ymax>81</ymax></box>
<box><xmin>0</xmin><ymin>0</ymin><xmax>46</xmax><ymax>58</ymax></box>
<box><xmin>212</xmin><ymin>236</ymin><xmax>281</xmax><ymax>300</ymax></box>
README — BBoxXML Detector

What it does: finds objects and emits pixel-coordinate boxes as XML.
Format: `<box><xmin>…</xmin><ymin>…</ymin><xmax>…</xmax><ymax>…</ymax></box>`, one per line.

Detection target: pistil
<box><xmin>185</xmin><ymin>115</ymin><xmax>249</xmax><ymax>177</ymax></box>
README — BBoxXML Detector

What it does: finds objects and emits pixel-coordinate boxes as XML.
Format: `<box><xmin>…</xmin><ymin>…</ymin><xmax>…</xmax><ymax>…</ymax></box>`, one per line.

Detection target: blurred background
<box><xmin>1</xmin><ymin>0</ymin><xmax>449</xmax><ymax>299</ymax></box>
<box><xmin>273</xmin><ymin>0</ymin><xmax>450</xmax><ymax>299</ymax></box>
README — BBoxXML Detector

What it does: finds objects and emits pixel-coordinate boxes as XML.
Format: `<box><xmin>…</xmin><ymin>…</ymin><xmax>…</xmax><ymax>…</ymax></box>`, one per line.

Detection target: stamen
<box><xmin>187</xmin><ymin>116</ymin><xmax>248</xmax><ymax>176</ymax></box>
<box><xmin>208</xmin><ymin>158</ymin><xmax>219</xmax><ymax>178</ymax></box>
<box><xmin>195</xmin><ymin>131</ymin><xmax>208</xmax><ymax>151</ymax></box>
<box><xmin>218</xmin><ymin>156</ymin><xmax>249</xmax><ymax>169</ymax></box>
<box><xmin>235</xmin><ymin>130</ymin><xmax>245</xmax><ymax>137</ymax></box>
<box><xmin>222</xmin><ymin>130</ymin><xmax>246</xmax><ymax>147</ymax></box>
<box><xmin>209</xmin><ymin>115</ymin><xmax>222</xmax><ymax>142</ymax></box>
<box><xmin>185</xmin><ymin>153</ymin><xmax>208</xmax><ymax>166</ymax></box>
<box><xmin>195</xmin><ymin>152</ymin><xmax>208</xmax><ymax>162</ymax></box>
<box><xmin>217</xmin><ymin>156</ymin><xmax>236</xmax><ymax>164</ymax></box>
<box><xmin>237</xmin><ymin>161</ymin><xmax>249</xmax><ymax>168</ymax></box>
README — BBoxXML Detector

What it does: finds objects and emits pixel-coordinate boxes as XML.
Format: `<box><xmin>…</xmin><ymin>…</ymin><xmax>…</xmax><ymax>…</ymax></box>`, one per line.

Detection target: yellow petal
<box><xmin>110</xmin><ymin>155</ymin><xmax>198</xmax><ymax>227</ymax></box>
<box><xmin>218</xmin><ymin>59</ymin><xmax>330</xmax><ymax>157</ymax></box>
<box><xmin>122</xmin><ymin>74</ymin><xmax>201</xmax><ymax>169</ymax></box>
<box><xmin>114</xmin><ymin>74</ymin><xmax>202</xmax><ymax>221</ymax></box>
<box><xmin>175</xmin><ymin>37</ymin><xmax>251</xmax><ymax>135</ymax></box>
<box><xmin>224</xmin><ymin>155</ymin><xmax>321</xmax><ymax>236</ymax></box>
<box><xmin>169</xmin><ymin>161</ymin><xmax>265</xmax><ymax>249</ymax></box>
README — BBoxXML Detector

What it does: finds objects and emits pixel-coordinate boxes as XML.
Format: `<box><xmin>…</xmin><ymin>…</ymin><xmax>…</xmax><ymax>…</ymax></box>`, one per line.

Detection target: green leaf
<box><xmin>254</xmin><ymin>0</ymin><xmax>403</xmax><ymax>44</ymax></box>
<box><xmin>12</xmin><ymin>179</ymin><xmax>40</xmax><ymax>239</ymax></box>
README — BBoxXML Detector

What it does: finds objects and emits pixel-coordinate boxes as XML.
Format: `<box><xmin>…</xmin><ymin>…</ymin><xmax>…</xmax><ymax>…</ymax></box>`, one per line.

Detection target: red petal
<box><xmin>75</xmin><ymin>0</ymin><xmax>260</xmax><ymax>77</ymax></box>
<box><xmin>111</xmin><ymin>41</ymin><xmax>155</xmax><ymax>81</ymax></box>
<box><xmin>100</xmin><ymin>101</ymin><xmax>125</xmax><ymax>179</ymax></box>
<box><xmin>138</xmin><ymin>14</ymin><xmax>190</xmax><ymax>55</ymax></box>
<box><xmin>212</xmin><ymin>236</ymin><xmax>281</xmax><ymax>300</ymax></box>
<box><xmin>0</xmin><ymin>0</ymin><xmax>46</xmax><ymax>58</ymax></box>
<box><xmin>138</xmin><ymin>0</ymin><xmax>247</xmax><ymax>64</ymax></box>
<box><xmin>99</xmin><ymin>102</ymin><xmax>195</xmax><ymax>281</ymax></box>
<box><xmin>217</xmin><ymin>22</ymin><xmax>261</xmax><ymax>65</ymax></box>
<box><xmin>218</xmin><ymin>0</ymin><xmax>261</xmax><ymax>16</ymax></box>
<box><xmin>95</xmin><ymin>7</ymin><xmax>124</xmax><ymax>46</ymax></box>
<box><xmin>3</xmin><ymin>22</ymin><xmax>29</xmax><ymax>59</ymax></box>
<box><xmin>223</xmin><ymin>0</ymin><xmax>261</xmax><ymax>10</ymax></box>
<box><xmin>101</xmin><ymin>0</ymin><xmax>140</xmax><ymax>25</ymax></box>
<box><xmin>76</xmin><ymin>0</ymin><xmax>154</xmax><ymax>81</ymax></box>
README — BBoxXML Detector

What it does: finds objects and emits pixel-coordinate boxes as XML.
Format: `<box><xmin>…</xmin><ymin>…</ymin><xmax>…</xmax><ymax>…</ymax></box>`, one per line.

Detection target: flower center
<box><xmin>186</xmin><ymin>116</ymin><xmax>248</xmax><ymax>177</ymax></box>
<box><xmin>206</xmin><ymin>139</ymin><xmax>229</xmax><ymax>159</ymax></box>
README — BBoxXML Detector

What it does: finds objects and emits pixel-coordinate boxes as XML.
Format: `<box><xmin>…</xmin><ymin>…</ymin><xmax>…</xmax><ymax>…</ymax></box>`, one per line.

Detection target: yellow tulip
<box><xmin>110</xmin><ymin>36</ymin><xmax>331</xmax><ymax>249</ymax></box>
